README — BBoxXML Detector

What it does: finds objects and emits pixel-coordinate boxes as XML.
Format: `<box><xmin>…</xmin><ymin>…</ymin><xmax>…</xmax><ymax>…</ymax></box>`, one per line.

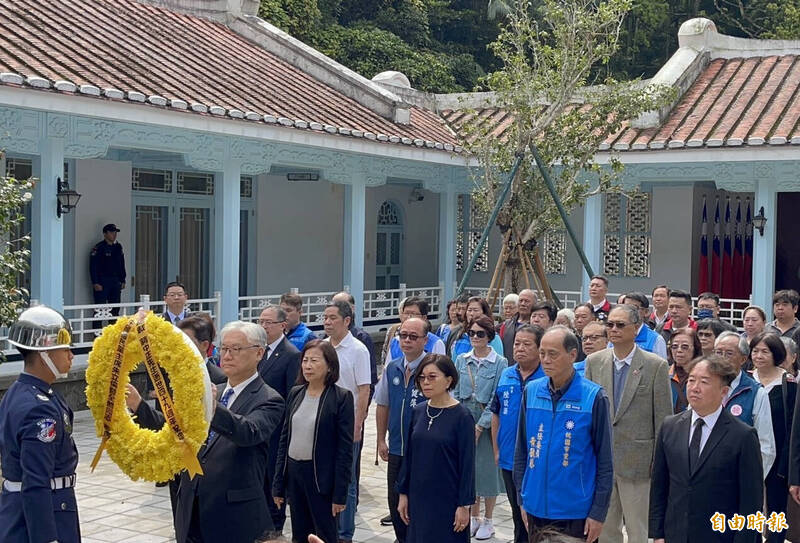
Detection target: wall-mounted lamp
<box><xmin>752</xmin><ymin>206</ymin><xmax>767</xmax><ymax>236</ymax></box>
<box><xmin>56</xmin><ymin>177</ymin><xmax>81</xmax><ymax>218</ymax></box>
<box><xmin>408</xmin><ymin>187</ymin><xmax>425</xmax><ymax>203</ymax></box>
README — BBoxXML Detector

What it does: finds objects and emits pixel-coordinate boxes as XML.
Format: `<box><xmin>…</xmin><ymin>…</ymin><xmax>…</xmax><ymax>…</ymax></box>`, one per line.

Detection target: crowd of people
<box><xmin>5</xmin><ymin>276</ymin><xmax>800</xmax><ymax>543</ymax></box>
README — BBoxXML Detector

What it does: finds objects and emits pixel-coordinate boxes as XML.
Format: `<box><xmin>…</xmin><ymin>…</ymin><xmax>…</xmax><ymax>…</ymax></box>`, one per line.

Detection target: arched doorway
<box><xmin>376</xmin><ymin>200</ymin><xmax>404</xmax><ymax>289</ymax></box>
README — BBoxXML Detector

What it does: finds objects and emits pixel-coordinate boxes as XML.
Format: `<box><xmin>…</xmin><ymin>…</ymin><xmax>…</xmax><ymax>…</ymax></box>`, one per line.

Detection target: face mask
<box><xmin>40</xmin><ymin>351</ymin><xmax>69</xmax><ymax>379</ymax></box>
<box><xmin>697</xmin><ymin>308</ymin><xmax>714</xmax><ymax>320</ymax></box>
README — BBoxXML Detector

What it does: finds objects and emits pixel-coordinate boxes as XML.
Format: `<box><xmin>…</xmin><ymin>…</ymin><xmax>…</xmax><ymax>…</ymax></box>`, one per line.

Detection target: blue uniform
<box><xmin>490</xmin><ymin>364</ymin><xmax>545</xmax><ymax>470</ymax></box>
<box><xmin>286</xmin><ymin>322</ymin><xmax>316</xmax><ymax>351</ymax></box>
<box><xmin>89</xmin><ymin>240</ymin><xmax>125</xmax><ymax>306</ymax></box>
<box><xmin>374</xmin><ymin>355</ymin><xmax>427</xmax><ymax>456</ymax></box>
<box><xmin>0</xmin><ymin>373</ymin><xmax>80</xmax><ymax>543</ymax></box>
<box><xmin>725</xmin><ymin>370</ymin><xmax>760</xmax><ymax>425</ymax></box>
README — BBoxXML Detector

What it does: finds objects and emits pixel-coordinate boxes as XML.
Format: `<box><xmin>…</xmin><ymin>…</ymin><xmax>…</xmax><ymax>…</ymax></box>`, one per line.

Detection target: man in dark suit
<box><xmin>127</xmin><ymin>320</ymin><xmax>284</xmax><ymax>543</ymax></box>
<box><xmin>257</xmin><ymin>304</ymin><xmax>301</xmax><ymax>538</ymax></box>
<box><xmin>649</xmin><ymin>355</ymin><xmax>763</xmax><ymax>543</ymax></box>
<box><xmin>162</xmin><ymin>282</ymin><xmax>191</xmax><ymax>324</ymax></box>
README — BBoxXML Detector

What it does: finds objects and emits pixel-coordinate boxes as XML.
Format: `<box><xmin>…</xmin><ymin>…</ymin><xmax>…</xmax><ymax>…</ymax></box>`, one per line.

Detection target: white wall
<box><xmin>365</xmin><ymin>184</ymin><xmax>440</xmax><ymax>289</ymax></box>
<box><xmin>72</xmin><ymin>159</ymin><xmax>133</xmax><ymax>304</ymax></box>
<box><xmin>255</xmin><ymin>174</ymin><xmax>345</xmax><ymax>293</ymax></box>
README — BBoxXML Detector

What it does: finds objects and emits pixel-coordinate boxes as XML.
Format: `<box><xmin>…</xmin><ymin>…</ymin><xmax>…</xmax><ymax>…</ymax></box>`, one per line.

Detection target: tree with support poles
<box><xmin>454</xmin><ymin>0</ymin><xmax>673</xmax><ymax>304</ymax></box>
<box><xmin>0</xmin><ymin>151</ymin><xmax>33</xmax><ymax>337</ymax></box>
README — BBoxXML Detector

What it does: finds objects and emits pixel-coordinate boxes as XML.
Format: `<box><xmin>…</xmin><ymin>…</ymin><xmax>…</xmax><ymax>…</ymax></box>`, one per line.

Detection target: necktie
<box><xmin>689</xmin><ymin>418</ymin><xmax>704</xmax><ymax>471</ymax></box>
<box><xmin>207</xmin><ymin>388</ymin><xmax>235</xmax><ymax>442</ymax></box>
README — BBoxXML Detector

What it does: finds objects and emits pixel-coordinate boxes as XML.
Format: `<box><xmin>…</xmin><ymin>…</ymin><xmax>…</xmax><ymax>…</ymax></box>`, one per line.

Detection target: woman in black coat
<box><xmin>272</xmin><ymin>339</ymin><xmax>354</xmax><ymax>543</ymax></box>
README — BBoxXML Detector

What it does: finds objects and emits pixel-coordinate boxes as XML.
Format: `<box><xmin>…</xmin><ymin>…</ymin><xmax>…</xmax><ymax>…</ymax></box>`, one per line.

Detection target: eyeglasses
<box><xmin>418</xmin><ymin>374</ymin><xmax>441</xmax><ymax>383</ymax></box>
<box><xmin>401</xmin><ymin>311</ymin><xmax>423</xmax><ymax>318</ymax></box>
<box><xmin>605</xmin><ymin>321</ymin><xmax>628</xmax><ymax>329</ymax></box>
<box><xmin>670</xmin><ymin>344</ymin><xmax>693</xmax><ymax>352</ymax></box>
<box><xmin>467</xmin><ymin>329</ymin><xmax>488</xmax><ymax>338</ymax></box>
<box><xmin>220</xmin><ymin>345</ymin><xmax>261</xmax><ymax>356</ymax></box>
<box><xmin>398</xmin><ymin>332</ymin><xmax>423</xmax><ymax>341</ymax></box>
<box><xmin>258</xmin><ymin>320</ymin><xmax>285</xmax><ymax>326</ymax></box>
<box><xmin>583</xmin><ymin>334</ymin><xmax>606</xmax><ymax>342</ymax></box>
<box><xmin>714</xmin><ymin>349</ymin><xmax>737</xmax><ymax>359</ymax></box>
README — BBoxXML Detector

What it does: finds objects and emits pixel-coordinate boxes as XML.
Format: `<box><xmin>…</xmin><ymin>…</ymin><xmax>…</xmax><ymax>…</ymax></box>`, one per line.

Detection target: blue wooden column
<box><xmin>343</xmin><ymin>179</ymin><xmax>366</xmax><ymax>327</ymax></box>
<box><xmin>214</xmin><ymin>159</ymin><xmax>241</xmax><ymax>324</ymax></box>
<box><xmin>438</xmin><ymin>187</ymin><xmax>457</xmax><ymax>300</ymax></box>
<box><xmin>581</xmin><ymin>194</ymin><xmax>603</xmax><ymax>301</ymax></box>
<box><xmin>752</xmin><ymin>179</ymin><xmax>777</xmax><ymax>317</ymax></box>
<box><xmin>31</xmin><ymin>137</ymin><xmax>65</xmax><ymax>310</ymax></box>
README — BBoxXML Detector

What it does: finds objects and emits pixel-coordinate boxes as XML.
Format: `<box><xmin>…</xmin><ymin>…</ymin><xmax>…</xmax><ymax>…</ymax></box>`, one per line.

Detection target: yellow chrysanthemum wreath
<box><xmin>85</xmin><ymin>312</ymin><xmax>211</xmax><ymax>482</ymax></box>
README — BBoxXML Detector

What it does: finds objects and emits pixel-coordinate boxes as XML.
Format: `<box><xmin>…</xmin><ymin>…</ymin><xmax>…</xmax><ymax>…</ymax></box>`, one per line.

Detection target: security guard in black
<box><xmin>90</xmin><ymin>223</ymin><xmax>126</xmax><ymax>307</ymax></box>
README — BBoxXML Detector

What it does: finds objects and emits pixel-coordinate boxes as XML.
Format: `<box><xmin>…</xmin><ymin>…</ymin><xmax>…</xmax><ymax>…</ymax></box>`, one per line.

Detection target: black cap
<box><xmin>102</xmin><ymin>223</ymin><xmax>120</xmax><ymax>233</ymax></box>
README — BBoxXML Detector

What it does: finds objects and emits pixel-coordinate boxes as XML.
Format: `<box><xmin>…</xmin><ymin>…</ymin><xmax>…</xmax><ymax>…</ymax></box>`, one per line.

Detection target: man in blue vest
<box><xmin>375</xmin><ymin>317</ymin><xmax>429</xmax><ymax>543</ymax></box>
<box><xmin>383</xmin><ymin>296</ymin><xmax>445</xmax><ymax>365</ymax></box>
<box><xmin>280</xmin><ymin>292</ymin><xmax>317</xmax><ymax>350</ymax></box>
<box><xmin>513</xmin><ymin>326</ymin><xmax>613</xmax><ymax>543</ymax></box>
<box><xmin>619</xmin><ymin>292</ymin><xmax>668</xmax><ymax>360</ymax></box>
<box><xmin>490</xmin><ymin>324</ymin><xmax>545</xmax><ymax>543</ymax></box>
<box><xmin>715</xmin><ymin>331</ymin><xmax>775</xmax><ymax>477</ymax></box>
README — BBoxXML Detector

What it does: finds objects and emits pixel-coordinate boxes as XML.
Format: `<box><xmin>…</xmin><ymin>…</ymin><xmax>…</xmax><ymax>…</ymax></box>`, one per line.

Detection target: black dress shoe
<box><xmin>380</xmin><ymin>513</ymin><xmax>393</xmax><ymax>526</ymax></box>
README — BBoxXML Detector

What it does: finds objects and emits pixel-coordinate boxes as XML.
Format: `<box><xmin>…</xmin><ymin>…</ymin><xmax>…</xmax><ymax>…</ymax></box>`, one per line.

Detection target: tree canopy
<box><xmin>259</xmin><ymin>0</ymin><xmax>800</xmax><ymax>93</ymax></box>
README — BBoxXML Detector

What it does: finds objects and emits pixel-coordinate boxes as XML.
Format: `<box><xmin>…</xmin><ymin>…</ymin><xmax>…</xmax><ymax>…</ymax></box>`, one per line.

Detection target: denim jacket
<box><xmin>454</xmin><ymin>349</ymin><xmax>508</xmax><ymax>429</ymax></box>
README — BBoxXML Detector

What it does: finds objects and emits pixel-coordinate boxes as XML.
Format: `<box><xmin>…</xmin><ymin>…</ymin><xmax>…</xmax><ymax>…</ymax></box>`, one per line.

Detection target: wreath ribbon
<box><xmin>90</xmin><ymin>317</ymin><xmax>204</xmax><ymax>479</ymax></box>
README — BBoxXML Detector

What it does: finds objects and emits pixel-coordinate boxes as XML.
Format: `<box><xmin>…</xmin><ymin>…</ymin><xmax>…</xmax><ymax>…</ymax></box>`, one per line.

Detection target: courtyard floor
<box><xmin>72</xmin><ymin>407</ymin><xmax>516</xmax><ymax>543</ymax></box>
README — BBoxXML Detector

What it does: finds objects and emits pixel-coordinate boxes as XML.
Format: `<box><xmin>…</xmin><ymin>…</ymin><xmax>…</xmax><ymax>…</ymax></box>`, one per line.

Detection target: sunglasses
<box><xmin>398</xmin><ymin>332</ymin><xmax>423</xmax><ymax>341</ymax></box>
<box><xmin>605</xmin><ymin>321</ymin><xmax>629</xmax><ymax>329</ymax></box>
<box><xmin>467</xmin><ymin>329</ymin><xmax>488</xmax><ymax>338</ymax></box>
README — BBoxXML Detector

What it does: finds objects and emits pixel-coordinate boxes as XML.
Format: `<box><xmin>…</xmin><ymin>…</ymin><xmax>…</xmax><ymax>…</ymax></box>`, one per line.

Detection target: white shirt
<box><xmin>725</xmin><ymin>371</ymin><xmax>776</xmax><ymax>478</ymax></box>
<box><xmin>689</xmin><ymin>404</ymin><xmax>723</xmax><ymax>454</ymax></box>
<box><xmin>327</xmin><ymin>332</ymin><xmax>371</xmax><ymax>413</ymax></box>
<box><xmin>613</xmin><ymin>345</ymin><xmax>637</xmax><ymax>371</ymax></box>
<box><xmin>220</xmin><ymin>371</ymin><xmax>261</xmax><ymax>408</ymax></box>
<box><xmin>266</xmin><ymin>335</ymin><xmax>284</xmax><ymax>358</ymax></box>
<box><xmin>166</xmin><ymin>309</ymin><xmax>187</xmax><ymax>324</ymax></box>
<box><xmin>652</xmin><ymin>311</ymin><xmax>668</xmax><ymax>327</ymax></box>
<box><xmin>465</xmin><ymin>348</ymin><xmax>498</xmax><ymax>367</ymax></box>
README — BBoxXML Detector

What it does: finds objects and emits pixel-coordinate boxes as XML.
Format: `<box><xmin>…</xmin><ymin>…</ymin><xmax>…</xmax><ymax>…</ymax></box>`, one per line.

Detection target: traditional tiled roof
<box><xmin>0</xmin><ymin>0</ymin><xmax>460</xmax><ymax>151</ymax></box>
<box><xmin>441</xmin><ymin>55</ymin><xmax>800</xmax><ymax>151</ymax></box>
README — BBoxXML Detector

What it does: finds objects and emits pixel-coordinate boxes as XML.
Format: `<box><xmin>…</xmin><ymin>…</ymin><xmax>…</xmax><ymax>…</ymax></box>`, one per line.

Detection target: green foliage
<box><xmin>713</xmin><ymin>0</ymin><xmax>800</xmax><ymax>39</ymax></box>
<box><xmin>463</xmin><ymin>0</ymin><xmax>675</xmax><ymax>247</ymax></box>
<box><xmin>0</xmin><ymin>165</ymin><xmax>33</xmax><ymax>329</ymax></box>
<box><xmin>258</xmin><ymin>0</ymin><xmax>321</xmax><ymax>41</ymax></box>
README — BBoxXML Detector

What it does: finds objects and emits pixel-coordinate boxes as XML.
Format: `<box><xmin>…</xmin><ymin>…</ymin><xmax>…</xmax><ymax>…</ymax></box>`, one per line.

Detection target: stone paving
<box><xmin>72</xmin><ymin>406</ymin><xmax>516</xmax><ymax>543</ymax></box>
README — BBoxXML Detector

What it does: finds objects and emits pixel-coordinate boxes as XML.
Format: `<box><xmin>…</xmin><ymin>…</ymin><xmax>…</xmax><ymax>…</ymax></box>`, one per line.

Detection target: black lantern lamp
<box><xmin>56</xmin><ymin>177</ymin><xmax>81</xmax><ymax>218</ymax></box>
<box><xmin>752</xmin><ymin>206</ymin><xmax>767</xmax><ymax>237</ymax></box>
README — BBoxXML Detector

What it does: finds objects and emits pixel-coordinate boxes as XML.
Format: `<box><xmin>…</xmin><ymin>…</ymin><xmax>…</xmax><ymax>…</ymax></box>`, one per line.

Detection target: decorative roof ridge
<box><xmin>0</xmin><ymin>72</ymin><xmax>461</xmax><ymax>153</ymax></box>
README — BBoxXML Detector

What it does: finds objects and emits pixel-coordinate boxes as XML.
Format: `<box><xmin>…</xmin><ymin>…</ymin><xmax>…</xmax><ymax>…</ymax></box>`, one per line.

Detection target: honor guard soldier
<box><xmin>0</xmin><ymin>306</ymin><xmax>80</xmax><ymax>543</ymax></box>
<box><xmin>90</xmin><ymin>223</ymin><xmax>126</xmax><ymax>315</ymax></box>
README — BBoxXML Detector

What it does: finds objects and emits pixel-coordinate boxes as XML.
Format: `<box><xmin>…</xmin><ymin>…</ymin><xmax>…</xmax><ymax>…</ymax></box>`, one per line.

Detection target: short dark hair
<box><xmin>668</xmin><ymin>289</ymin><xmax>692</xmax><ymax>306</ymax></box>
<box><xmin>177</xmin><ymin>313</ymin><xmax>216</xmax><ymax>344</ymax></box>
<box><xmin>326</xmin><ymin>300</ymin><xmax>353</xmax><ymax>323</ymax></box>
<box><xmin>652</xmin><ymin>284</ymin><xmax>669</xmax><ymax>296</ymax></box>
<box><xmin>687</xmin><ymin>355</ymin><xmax>737</xmax><ymax>386</ymax></box>
<box><xmin>695</xmin><ymin>318</ymin><xmax>728</xmax><ymax>338</ymax></box>
<box><xmin>773</xmin><ymin>289</ymin><xmax>800</xmax><ymax>307</ymax></box>
<box><xmin>531</xmin><ymin>301</ymin><xmax>557</xmax><ymax>323</ymax></box>
<box><xmin>698</xmin><ymin>292</ymin><xmax>720</xmax><ymax>306</ymax></box>
<box><xmin>623</xmin><ymin>292</ymin><xmax>649</xmax><ymax>309</ymax></box>
<box><xmin>515</xmin><ymin>324</ymin><xmax>545</xmax><ymax>347</ymax></box>
<box><xmin>467</xmin><ymin>314</ymin><xmax>496</xmax><ymax>341</ymax></box>
<box><xmin>575</xmin><ymin>302</ymin><xmax>595</xmax><ymax>314</ymax></box>
<box><xmin>280</xmin><ymin>293</ymin><xmax>303</xmax><ymax>309</ymax></box>
<box><xmin>298</xmin><ymin>339</ymin><xmax>339</xmax><ymax>386</ymax></box>
<box><xmin>590</xmin><ymin>275</ymin><xmax>609</xmax><ymax>287</ymax></box>
<box><xmin>164</xmin><ymin>281</ymin><xmax>186</xmax><ymax>295</ymax></box>
<box><xmin>415</xmin><ymin>354</ymin><xmax>459</xmax><ymax>391</ymax></box>
<box><xmin>466</xmin><ymin>296</ymin><xmax>492</xmax><ymax>318</ymax></box>
<box><xmin>749</xmin><ymin>331</ymin><xmax>787</xmax><ymax>366</ymax></box>
<box><xmin>670</xmin><ymin>328</ymin><xmax>703</xmax><ymax>359</ymax></box>
<box><xmin>545</xmin><ymin>325</ymin><xmax>579</xmax><ymax>355</ymax></box>
<box><xmin>402</xmin><ymin>296</ymin><xmax>430</xmax><ymax>316</ymax></box>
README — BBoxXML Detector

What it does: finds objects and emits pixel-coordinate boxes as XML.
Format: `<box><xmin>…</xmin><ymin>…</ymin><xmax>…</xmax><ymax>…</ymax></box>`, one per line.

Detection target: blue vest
<box><xmin>287</xmin><ymin>322</ymin><xmax>316</xmax><ymax>351</ymax></box>
<box><xmin>520</xmin><ymin>374</ymin><xmax>601</xmax><ymax>520</ymax></box>
<box><xmin>384</xmin><ymin>357</ymin><xmax>426</xmax><ymax>456</ymax></box>
<box><xmin>390</xmin><ymin>331</ymin><xmax>440</xmax><ymax>361</ymax></box>
<box><xmin>573</xmin><ymin>360</ymin><xmax>586</xmax><ymax>377</ymax></box>
<box><xmin>495</xmin><ymin>364</ymin><xmax>545</xmax><ymax>470</ymax></box>
<box><xmin>725</xmin><ymin>371</ymin><xmax>760</xmax><ymax>426</ymax></box>
<box><xmin>635</xmin><ymin>325</ymin><xmax>659</xmax><ymax>353</ymax></box>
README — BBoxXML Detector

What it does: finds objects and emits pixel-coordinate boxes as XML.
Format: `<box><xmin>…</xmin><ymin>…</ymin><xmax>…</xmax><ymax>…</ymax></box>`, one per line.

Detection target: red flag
<box><xmin>711</xmin><ymin>199</ymin><xmax>722</xmax><ymax>294</ymax></box>
<box><xmin>743</xmin><ymin>201</ymin><xmax>753</xmax><ymax>299</ymax></box>
<box><xmin>698</xmin><ymin>199</ymin><xmax>709</xmax><ymax>293</ymax></box>
<box><xmin>732</xmin><ymin>200</ymin><xmax>744</xmax><ymax>298</ymax></box>
<box><xmin>721</xmin><ymin>199</ymin><xmax>734</xmax><ymax>298</ymax></box>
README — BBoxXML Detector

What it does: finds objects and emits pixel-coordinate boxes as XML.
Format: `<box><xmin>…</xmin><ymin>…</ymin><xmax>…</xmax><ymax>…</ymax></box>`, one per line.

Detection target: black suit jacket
<box><xmin>136</xmin><ymin>377</ymin><xmax>285</xmax><ymax>543</ymax></box>
<box><xmin>649</xmin><ymin>408</ymin><xmax>763</xmax><ymax>543</ymax></box>
<box><xmin>258</xmin><ymin>337</ymin><xmax>301</xmax><ymax>401</ymax></box>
